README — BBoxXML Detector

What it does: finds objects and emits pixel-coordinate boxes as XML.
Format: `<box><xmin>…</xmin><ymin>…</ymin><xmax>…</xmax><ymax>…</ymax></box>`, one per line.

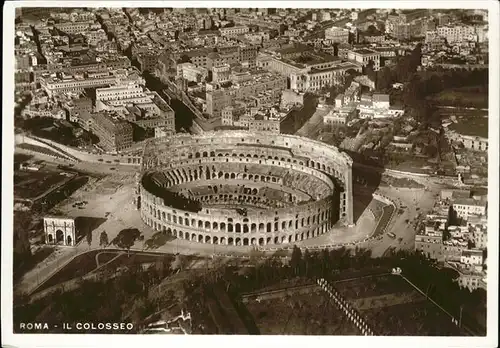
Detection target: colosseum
<box><xmin>137</xmin><ymin>131</ymin><xmax>354</xmax><ymax>247</ymax></box>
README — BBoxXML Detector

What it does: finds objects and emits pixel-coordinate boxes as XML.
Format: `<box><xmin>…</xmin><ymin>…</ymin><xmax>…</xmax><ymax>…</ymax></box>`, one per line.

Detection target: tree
<box><xmin>376</xmin><ymin>66</ymin><xmax>393</xmax><ymax>91</ymax></box>
<box><xmin>13</xmin><ymin>212</ymin><xmax>33</xmax><ymax>271</ymax></box>
<box><xmin>112</xmin><ymin>228</ymin><xmax>141</xmax><ymax>257</ymax></box>
<box><xmin>290</xmin><ymin>246</ymin><xmax>303</xmax><ymax>276</ymax></box>
<box><xmin>100</xmin><ymin>231</ymin><xmax>109</xmax><ymax>248</ymax></box>
<box><xmin>364</xmin><ymin>60</ymin><xmax>377</xmax><ymax>83</ymax></box>
<box><xmin>87</xmin><ymin>231</ymin><xmax>92</xmax><ymax>249</ymax></box>
<box><xmin>303</xmin><ymin>249</ymin><xmax>311</xmax><ymax>277</ymax></box>
<box><xmin>467</xmin><ymin>240</ymin><xmax>476</xmax><ymax>249</ymax></box>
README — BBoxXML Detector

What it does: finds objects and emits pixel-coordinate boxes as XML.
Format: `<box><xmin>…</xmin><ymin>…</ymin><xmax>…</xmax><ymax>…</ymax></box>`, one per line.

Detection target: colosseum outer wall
<box><xmin>138</xmin><ymin>131</ymin><xmax>354</xmax><ymax>246</ymax></box>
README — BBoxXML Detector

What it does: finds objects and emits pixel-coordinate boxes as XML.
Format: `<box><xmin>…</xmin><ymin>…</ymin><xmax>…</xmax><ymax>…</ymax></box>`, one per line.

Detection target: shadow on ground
<box><xmin>75</xmin><ymin>216</ymin><xmax>107</xmax><ymax>243</ymax></box>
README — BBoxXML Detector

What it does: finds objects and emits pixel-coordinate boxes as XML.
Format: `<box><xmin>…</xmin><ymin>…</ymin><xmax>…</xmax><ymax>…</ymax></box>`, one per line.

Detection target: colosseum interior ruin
<box><xmin>137</xmin><ymin>131</ymin><xmax>354</xmax><ymax>247</ymax></box>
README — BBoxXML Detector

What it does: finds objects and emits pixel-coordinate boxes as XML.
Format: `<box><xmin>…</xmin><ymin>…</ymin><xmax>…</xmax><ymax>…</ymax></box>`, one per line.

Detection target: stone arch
<box><xmin>235</xmin><ymin>237</ymin><xmax>241</xmax><ymax>246</ymax></box>
<box><xmin>235</xmin><ymin>223</ymin><xmax>241</xmax><ymax>233</ymax></box>
<box><xmin>56</xmin><ymin>229</ymin><xmax>64</xmax><ymax>243</ymax></box>
<box><xmin>228</xmin><ymin>237</ymin><xmax>234</xmax><ymax>245</ymax></box>
<box><xmin>266</xmin><ymin>222</ymin><xmax>272</xmax><ymax>232</ymax></box>
<box><xmin>228</xmin><ymin>223</ymin><xmax>234</xmax><ymax>232</ymax></box>
<box><xmin>205</xmin><ymin>235</ymin><xmax>211</xmax><ymax>243</ymax></box>
<box><xmin>259</xmin><ymin>237</ymin><xmax>264</xmax><ymax>246</ymax></box>
<box><xmin>274</xmin><ymin>236</ymin><xmax>279</xmax><ymax>244</ymax></box>
<box><xmin>66</xmin><ymin>235</ymin><xmax>72</xmax><ymax>245</ymax></box>
<box><xmin>220</xmin><ymin>222</ymin><xmax>226</xmax><ymax>231</ymax></box>
<box><xmin>266</xmin><ymin>237</ymin><xmax>272</xmax><ymax>244</ymax></box>
<box><xmin>243</xmin><ymin>238</ymin><xmax>249</xmax><ymax>246</ymax></box>
<box><xmin>204</xmin><ymin>221</ymin><xmax>210</xmax><ymax>229</ymax></box>
<box><xmin>251</xmin><ymin>238</ymin><xmax>257</xmax><ymax>246</ymax></box>
<box><xmin>198</xmin><ymin>235</ymin><xmax>203</xmax><ymax>243</ymax></box>
<box><xmin>230</xmin><ymin>173</ymin><xmax>236</xmax><ymax>179</ymax></box>
<box><xmin>220</xmin><ymin>237</ymin><xmax>226</xmax><ymax>245</ymax></box>
<box><xmin>243</xmin><ymin>224</ymin><xmax>249</xmax><ymax>233</ymax></box>
<box><xmin>259</xmin><ymin>223</ymin><xmax>265</xmax><ymax>232</ymax></box>
<box><xmin>191</xmin><ymin>233</ymin><xmax>196</xmax><ymax>241</ymax></box>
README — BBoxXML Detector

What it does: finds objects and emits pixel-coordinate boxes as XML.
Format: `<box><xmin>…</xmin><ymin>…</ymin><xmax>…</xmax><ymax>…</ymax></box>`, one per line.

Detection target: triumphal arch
<box><xmin>44</xmin><ymin>216</ymin><xmax>76</xmax><ymax>246</ymax></box>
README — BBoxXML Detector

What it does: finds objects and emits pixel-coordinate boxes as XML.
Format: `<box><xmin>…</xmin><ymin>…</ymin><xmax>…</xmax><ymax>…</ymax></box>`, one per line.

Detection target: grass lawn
<box><xmin>245</xmin><ymin>287</ymin><xmax>360</xmax><ymax>335</ymax></box>
<box><xmin>14</xmin><ymin>170</ymin><xmax>73</xmax><ymax>199</ymax></box>
<box><xmin>35</xmin><ymin>250</ymin><xmax>174</xmax><ymax>293</ymax></box>
<box><xmin>333</xmin><ymin>274</ymin><xmax>466</xmax><ymax>336</ymax></box>
<box><xmin>428</xmin><ymin>86</ymin><xmax>488</xmax><ymax>109</ymax></box>
<box><xmin>448</xmin><ymin>115</ymin><xmax>488</xmax><ymax>138</ymax></box>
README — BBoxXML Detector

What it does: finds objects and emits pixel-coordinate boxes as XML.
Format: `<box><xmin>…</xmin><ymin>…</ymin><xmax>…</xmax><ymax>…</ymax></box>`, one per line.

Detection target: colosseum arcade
<box><xmin>137</xmin><ymin>131</ymin><xmax>354</xmax><ymax>247</ymax></box>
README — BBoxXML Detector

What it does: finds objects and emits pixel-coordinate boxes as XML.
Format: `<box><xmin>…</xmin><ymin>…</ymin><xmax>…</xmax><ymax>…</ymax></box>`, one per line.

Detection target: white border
<box><xmin>2</xmin><ymin>1</ymin><xmax>498</xmax><ymax>348</ymax></box>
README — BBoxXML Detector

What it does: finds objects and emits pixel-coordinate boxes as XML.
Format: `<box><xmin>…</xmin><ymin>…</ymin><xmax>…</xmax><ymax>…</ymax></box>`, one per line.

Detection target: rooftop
<box><xmin>453</xmin><ymin>198</ymin><xmax>486</xmax><ymax>207</ymax></box>
<box><xmin>353</xmin><ymin>48</ymin><xmax>378</xmax><ymax>55</ymax></box>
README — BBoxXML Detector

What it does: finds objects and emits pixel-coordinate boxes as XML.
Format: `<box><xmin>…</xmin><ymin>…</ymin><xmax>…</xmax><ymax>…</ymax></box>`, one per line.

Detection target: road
<box><xmin>295</xmin><ymin>107</ymin><xmax>329</xmax><ymax>139</ymax></box>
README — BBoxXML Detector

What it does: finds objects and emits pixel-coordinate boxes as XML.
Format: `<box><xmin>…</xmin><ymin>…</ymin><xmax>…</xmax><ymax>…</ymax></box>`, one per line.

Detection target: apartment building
<box><xmin>54</xmin><ymin>21</ymin><xmax>93</xmax><ymax>35</ymax></box>
<box><xmin>461</xmin><ymin>135</ymin><xmax>488</xmax><ymax>152</ymax></box>
<box><xmin>137</xmin><ymin>51</ymin><xmax>159</xmax><ymax>72</ymax></box>
<box><xmin>323</xmin><ymin>105</ymin><xmax>357</xmax><ymax>126</ymax></box>
<box><xmin>415</xmin><ymin>227</ymin><xmax>443</xmax><ymax>260</ymax></box>
<box><xmin>219</xmin><ymin>25</ymin><xmax>250</xmax><ymax>37</ymax></box>
<box><xmin>436</xmin><ymin>25</ymin><xmax>477</xmax><ymax>43</ymax></box>
<box><xmin>95</xmin><ymin>84</ymin><xmax>175</xmax><ymax>133</ymax></box>
<box><xmin>460</xmin><ymin>249</ymin><xmax>484</xmax><ymax>266</ymax></box>
<box><xmin>40</xmin><ymin>74</ymin><xmax>119</xmax><ymax>97</ymax></box>
<box><xmin>176</xmin><ymin>63</ymin><xmax>208</xmax><ymax>83</ymax></box>
<box><xmin>324</xmin><ymin>26</ymin><xmax>350</xmax><ymax>43</ymax></box>
<box><xmin>206</xmin><ymin>71</ymin><xmax>286</xmax><ymax>117</ymax></box>
<box><xmin>347</xmin><ymin>48</ymin><xmax>381</xmax><ymax>71</ymax></box>
<box><xmin>452</xmin><ymin>198</ymin><xmax>487</xmax><ymax>219</ymax></box>
<box><xmin>90</xmin><ymin>112</ymin><xmax>133</xmax><ymax>152</ymax></box>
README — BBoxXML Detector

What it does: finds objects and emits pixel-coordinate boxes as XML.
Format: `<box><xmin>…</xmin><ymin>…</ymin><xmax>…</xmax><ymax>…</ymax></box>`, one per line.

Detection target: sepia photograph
<box><xmin>2</xmin><ymin>1</ymin><xmax>498</xmax><ymax>348</ymax></box>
